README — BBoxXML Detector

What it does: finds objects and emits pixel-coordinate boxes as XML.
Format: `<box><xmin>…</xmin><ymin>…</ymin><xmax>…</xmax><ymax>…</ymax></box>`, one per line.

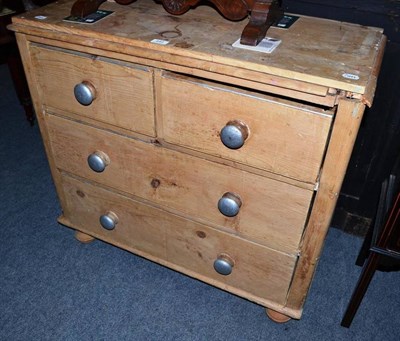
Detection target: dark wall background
<box><xmin>283</xmin><ymin>0</ymin><xmax>400</xmax><ymax>234</ymax></box>
<box><xmin>2</xmin><ymin>0</ymin><xmax>56</xmax><ymax>12</ymax></box>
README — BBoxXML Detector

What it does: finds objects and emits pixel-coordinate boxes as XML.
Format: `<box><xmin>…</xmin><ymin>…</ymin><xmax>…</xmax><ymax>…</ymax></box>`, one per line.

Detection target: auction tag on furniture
<box><xmin>273</xmin><ymin>15</ymin><xmax>299</xmax><ymax>29</ymax></box>
<box><xmin>63</xmin><ymin>10</ymin><xmax>113</xmax><ymax>24</ymax></box>
<box><xmin>150</xmin><ymin>39</ymin><xmax>170</xmax><ymax>45</ymax></box>
<box><xmin>232</xmin><ymin>37</ymin><xmax>281</xmax><ymax>54</ymax></box>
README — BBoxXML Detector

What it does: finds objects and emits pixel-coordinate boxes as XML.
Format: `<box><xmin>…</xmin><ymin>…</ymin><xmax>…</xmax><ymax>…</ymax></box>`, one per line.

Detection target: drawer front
<box><xmin>159</xmin><ymin>72</ymin><xmax>333</xmax><ymax>183</ymax></box>
<box><xmin>60</xmin><ymin>174</ymin><xmax>297</xmax><ymax>305</ymax></box>
<box><xmin>30</xmin><ymin>44</ymin><xmax>155</xmax><ymax>136</ymax></box>
<box><xmin>46</xmin><ymin>114</ymin><xmax>313</xmax><ymax>252</ymax></box>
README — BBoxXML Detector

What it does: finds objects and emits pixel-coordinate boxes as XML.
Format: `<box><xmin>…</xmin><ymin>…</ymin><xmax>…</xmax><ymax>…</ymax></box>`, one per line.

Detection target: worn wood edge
<box><xmin>286</xmin><ymin>11</ymin><xmax>383</xmax><ymax>33</ymax></box>
<box><xmin>158</xmin><ymin>139</ymin><xmax>316</xmax><ymax>191</ymax></box>
<box><xmin>154</xmin><ymin>68</ymin><xmax>164</xmax><ymax>145</ymax></box>
<box><xmin>160</xmin><ymin>70</ymin><xmax>334</xmax><ymax>117</ymax></box>
<box><xmin>284</xmin><ymin>99</ymin><xmax>366</xmax><ymax>311</ymax></box>
<box><xmin>18</xmin><ymin>25</ymin><xmax>332</xmax><ymax>96</ymax></box>
<box><xmin>9</xmin><ymin>0</ymin><xmax>385</xmax><ymax>95</ymax></box>
<box><xmin>43</xmin><ymin>106</ymin><xmax>158</xmax><ymax>143</ymax></box>
<box><xmin>361</xmin><ymin>35</ymin><xmax>387</xmax><ymax>107</ymax></box>
<box><xmin>8</xmin><ymin>19</ymin><xmax>366</xmax><ymax>94</ymax></box>
<box><xmin>57</xmin><ymin>214</ymin><xmax>302</xmax><ymax>319</ymax></box>
<box><xmin>9</xmin><ymin>22</ymin><xmax>339</xmax><ymax>98</ymax></box>
<box><xmin>25</xmin><ymin>34</ymin><xmax>337</xmax><ymax>107</ymax></box>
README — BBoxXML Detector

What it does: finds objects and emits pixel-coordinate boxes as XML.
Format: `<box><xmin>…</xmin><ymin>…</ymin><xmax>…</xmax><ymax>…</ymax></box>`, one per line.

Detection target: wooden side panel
<box><xmin>14</xmin><ymin>33</ymin><xmax>73</xmax><ymax>215</ymax></box>
<box><xmin>159</xmin><ymin>72</ymin><xmax>333</xmax><ymax>183</ymax></box>
<box><xmin>30</xmin><ymin>44</ymin><xmax>156</xmax><ymax>136</ymax></box>
<box><xmin>45</xmin><ymin>113</ymin><xmax>313</xmax><ymax>253</ymax></box>
<box><xmin>60</xmin><ymin>174</ymin><xmax>297</xmax><ymax>308</ymax></box>
<box><xmin>285</xmin><ymin>99</ymin><xmax>366</xmax><ymax>312</ymax></box>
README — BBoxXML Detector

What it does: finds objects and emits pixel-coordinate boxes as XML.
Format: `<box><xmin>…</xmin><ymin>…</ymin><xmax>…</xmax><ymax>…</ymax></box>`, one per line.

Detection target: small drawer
<box><xmin>61</xmin><ymin>174</ymin><xmax>167</xmax><ymax>259</ymax></box>
<box><xmin>46</xmin><ymin>114</ymin><xmax>313</xmax><ymax>253</ymax></box>
<box><xmin>159</xmin><ymin>72</ymin><xmax>334</xmax><ymax>183</ymax></box>
<box><xmin>60</xmin><ymin>174</ymin><xmax>297</xmax><ymax>306</ymax></box>
<box><xmin>30</xmin><ymin>44</ymin><xmax>155</xmax><ymax>136</ymax></box>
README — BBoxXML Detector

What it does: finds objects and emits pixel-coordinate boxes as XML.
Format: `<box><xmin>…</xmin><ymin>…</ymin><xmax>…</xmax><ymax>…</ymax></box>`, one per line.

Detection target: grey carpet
<box><xmin>1</xmin><ymin>64</ymin><xmax>399</xmax><ymax>340</ymax></box>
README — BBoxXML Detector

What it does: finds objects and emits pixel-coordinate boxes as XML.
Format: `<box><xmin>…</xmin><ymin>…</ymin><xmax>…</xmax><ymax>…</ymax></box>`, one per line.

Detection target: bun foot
<box><xmin>266</xmin><ymin>308</ymin><xmax>291</xmax><ymax>323</ymax></box>
<box><xmin>75</xmin><ymin>230</ymin><xmax>95</xmax><ymax>243</ymax></box>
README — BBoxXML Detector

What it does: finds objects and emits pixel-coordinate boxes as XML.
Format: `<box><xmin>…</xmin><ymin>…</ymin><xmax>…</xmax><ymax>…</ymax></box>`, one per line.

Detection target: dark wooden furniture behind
<box><xmin>0</xmin><ymin>0</ymin><xmax>56</xmax><ymax>125</ymax></box>
<box><xmin>341</xmin><ymin>158</ymin><xmax>400</xmax><ymax>327</ymax></box>
<box><xmin>0</xmin><ymin>0</ymin><xmax>34</xmax><ymax>124</ymax></box>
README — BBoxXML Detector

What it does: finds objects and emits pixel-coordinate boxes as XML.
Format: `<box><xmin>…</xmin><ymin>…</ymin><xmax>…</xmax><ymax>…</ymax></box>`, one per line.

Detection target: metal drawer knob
<box><xmin>218</xmin><ymin>192</ymin><xmax>242</xmax><ymax>217</ymax></box>
<box><xmin>100</xmin><ymin>211</ymin><xmax>119</xmax><ymax>230</ymax></box>
<box><xmin>214</xmin><ymin>254</ymin><xmax>235</xmax><ymax>276</ymax></box>
<box><xmin>74</xmin><ymin>81</ymin><xmax>96</xmax><ymax>106</ymax></box>
<box><xmin>87</xmin><ymin>151</ymin><xmax>110</xmax><ymax>173</ymax></box>
<box><xmin>220</xmin><ymin>120</ymin><xmax>249</xmax><ymax>149</ymax></box>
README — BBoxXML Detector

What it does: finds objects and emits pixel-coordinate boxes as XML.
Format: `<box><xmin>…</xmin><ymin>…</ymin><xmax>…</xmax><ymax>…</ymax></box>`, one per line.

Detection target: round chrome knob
<box><xmin>74</xmin><ymin>81</ymin><xmax>96</xmax><ymax>106</ymax></box>
<box><xmin>87</xmin><ymin>151</ymin><xmax>110</xmax><ymax>173</ymax></box>
<box><xmin>218</xmin><ymin>192</ymin><xmax>242</xmax><ymax>217</ymax></box>
<box><xmin>100</xmin><ymin>211</ymin><xmax>119</xmax><ymax>230</ymax></box>
<box><xmin>220</xmin><ymin>120</ymin><xmax>249</xmax><ymax>149</ymax></box>
<box><xmin>214</xmin><ymin>254</ymin><xmax>235</xmax><ymax>276</ymax></box>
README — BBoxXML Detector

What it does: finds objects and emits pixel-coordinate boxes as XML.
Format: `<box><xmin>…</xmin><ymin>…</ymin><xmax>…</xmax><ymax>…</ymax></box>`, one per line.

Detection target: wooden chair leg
<box><xmin>355</xmin><ymin>223</ymin><xmax>374</xmax><ymax>266</ymax></box>
<box><xmin>341</xmin><ymin>252</ymin><xmax>381</xmax><ymax>327</ymax></box>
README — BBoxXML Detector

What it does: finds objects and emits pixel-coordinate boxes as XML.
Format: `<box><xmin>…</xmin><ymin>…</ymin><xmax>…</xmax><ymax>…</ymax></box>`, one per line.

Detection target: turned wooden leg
<box><xmin>75</xmin><ymin>230</ymin><xmax>95</xmax><ymax>243</ymax></box>
<box><xmin>265</xmin><ymin>308</ymin><xmax>291</xmax><ymax>323</ymax></box>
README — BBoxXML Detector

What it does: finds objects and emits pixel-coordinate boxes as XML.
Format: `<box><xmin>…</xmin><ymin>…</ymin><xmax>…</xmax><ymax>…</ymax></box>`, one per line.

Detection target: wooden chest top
<box><xmin>11</xmin><ymin>0</ymin><xmax>385</xmax><ymax>99</ymax></box>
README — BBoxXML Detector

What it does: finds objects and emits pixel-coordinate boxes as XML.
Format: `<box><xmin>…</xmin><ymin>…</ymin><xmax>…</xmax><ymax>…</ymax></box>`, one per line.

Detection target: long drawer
<box><xmin>60</xmin><ymin>174</ymin><xmax>298</xmax><ymax>306</ymax></box>
<box><xmin>30</xmin><ymin>44</ymin><xmax>155</xmax><ymax>136</ymax></box>
<box><xmin>159</xmin><ymin>72</ymin><xmax>334</xmax><ymax>183</ymax></box>
<box><xmin>45</xmin><ymin>113</ymin><xmax>313</xmax><ymax>253</ymax></box>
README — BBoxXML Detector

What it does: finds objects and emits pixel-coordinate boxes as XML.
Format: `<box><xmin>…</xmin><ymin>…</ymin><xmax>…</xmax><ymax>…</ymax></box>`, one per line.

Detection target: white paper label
<box><xmin>342</xmin><ymin>73</ymin><xmax>360</xmax><ymax>80</ymax></box>
<box><xmin>232</xmin><ymin>37</ymin><xmax>281</xmax><ymax>54</ymax></box>
<box><xmin>150</xmin><ymin>39</ymin><xmax>169</xmax><ymax>45</ymax></box>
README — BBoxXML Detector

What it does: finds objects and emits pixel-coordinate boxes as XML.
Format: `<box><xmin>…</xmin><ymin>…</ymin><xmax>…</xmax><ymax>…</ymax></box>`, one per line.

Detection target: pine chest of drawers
<box><xmin>11</xmin><ymin>0</ymin><xmax>385</xmax><ymax>321</ymax></box>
